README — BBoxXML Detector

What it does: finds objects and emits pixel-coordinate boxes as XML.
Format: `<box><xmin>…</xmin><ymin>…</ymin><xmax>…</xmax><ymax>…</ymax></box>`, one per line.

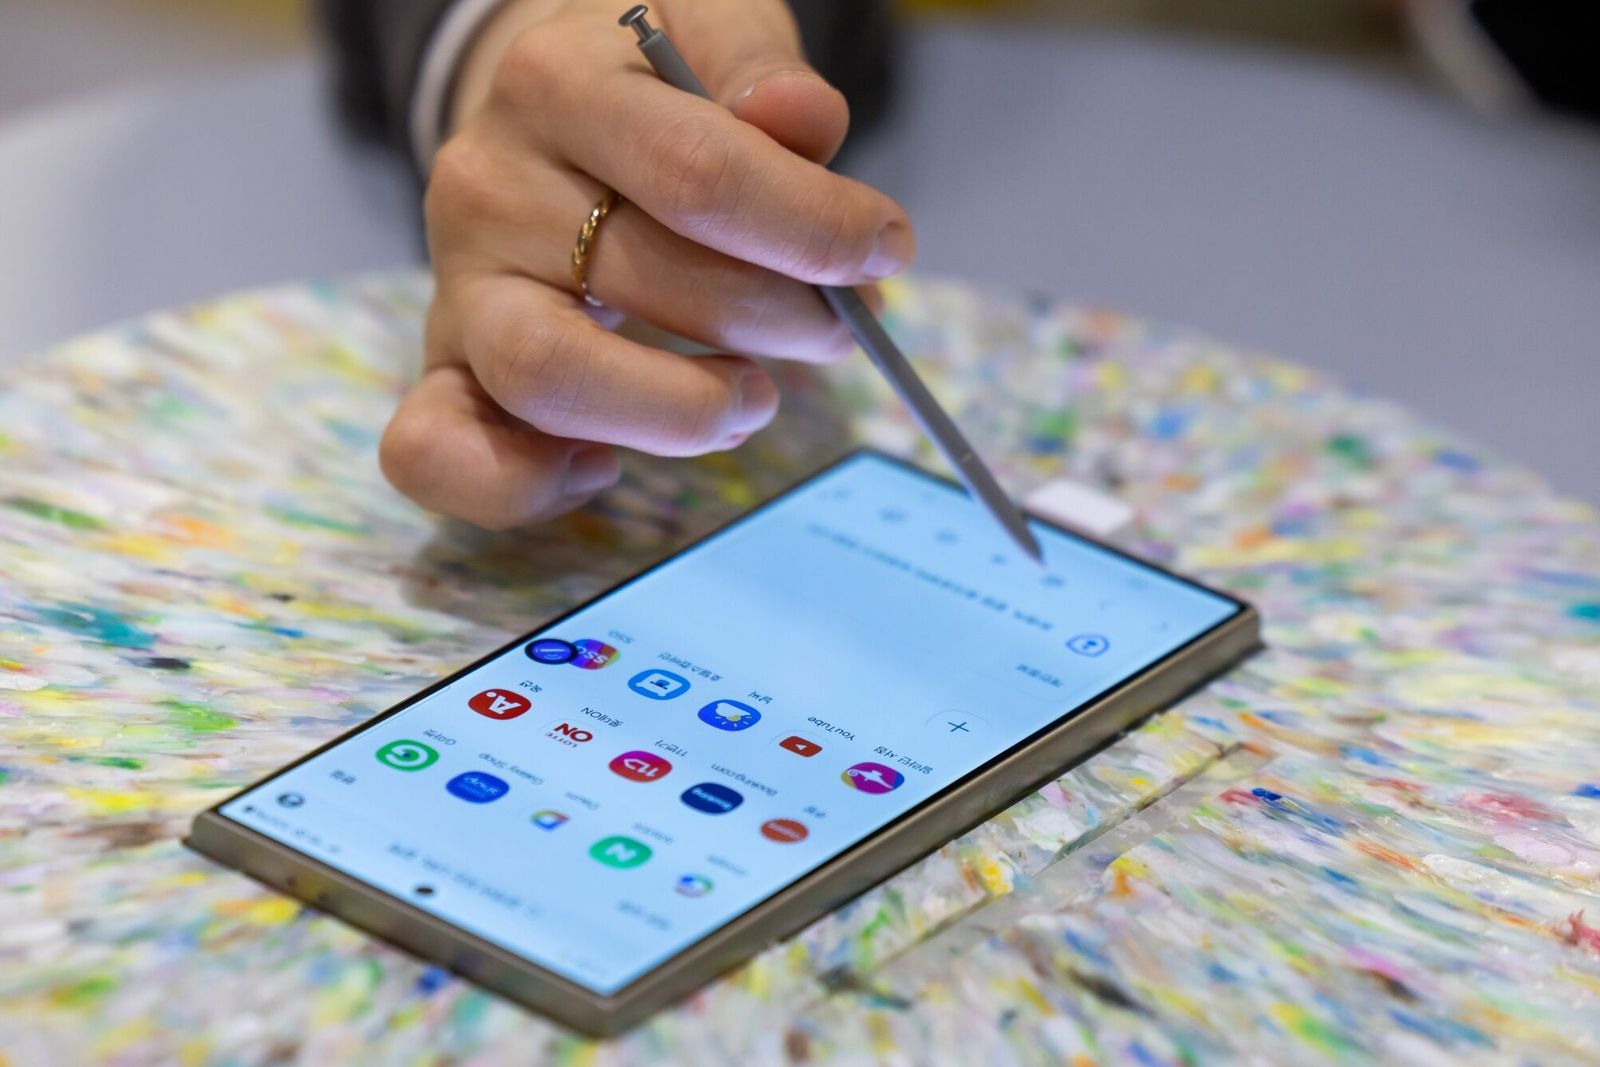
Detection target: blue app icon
<box><xmin>446</xmin><ymin>771</ymin><xmax>510</xmax><ymax>804</ymax></box>
<box><xmin>697</xmin><ymin>699</ymin><xmax>761</xmax><ymax>731</ymax></box>
<box><xmin>680</xmin><ymin>782</ymin><xmax>744</xmax><ymax>814</ymax></box>
<box><xmin>1066</xmin><ymin>633</ymin><xmax>1110</xmax><ymax>657</ymax></box>
<box><xmin>526</xmin><ymin>638</ymin><xmax>577</xmax><ymax>665</ymax></box>
<box><xmin>628</xmin><ymin>669</ymin><xmax>690</xmax><ymax>701</ymax></box>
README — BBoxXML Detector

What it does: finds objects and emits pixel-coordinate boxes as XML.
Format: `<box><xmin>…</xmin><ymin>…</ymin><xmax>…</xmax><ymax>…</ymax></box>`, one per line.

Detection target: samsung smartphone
<box><xmin>187</xmin><ymin>450</ymin><xmax>1257</xmax><ymax>1035</ymax></box>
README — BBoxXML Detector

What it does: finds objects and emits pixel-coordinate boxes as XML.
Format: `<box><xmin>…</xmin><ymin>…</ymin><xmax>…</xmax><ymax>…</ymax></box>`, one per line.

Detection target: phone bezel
<box><xmin>187</xmin><ymin>447</ymin><xmax>1260</xmax><ymax>1036</ymax></box>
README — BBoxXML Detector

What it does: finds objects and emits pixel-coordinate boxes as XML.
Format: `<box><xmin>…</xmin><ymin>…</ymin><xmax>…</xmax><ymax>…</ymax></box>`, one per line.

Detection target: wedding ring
<box><xmin>570</xmin><ymin>189</ymin><xmax>620</xmax><ymax>307</ymax></box>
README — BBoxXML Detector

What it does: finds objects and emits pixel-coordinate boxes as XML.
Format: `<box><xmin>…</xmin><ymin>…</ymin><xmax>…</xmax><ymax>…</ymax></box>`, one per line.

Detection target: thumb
<box><xmin>731</xmin><ymin>68</ymin><xmax>850</xmax><ymax>166</ymax></box>
<box><xmin>664</xmin><ymin>0</ymin><xmax>850</xmax><ymax>165</ymax></box>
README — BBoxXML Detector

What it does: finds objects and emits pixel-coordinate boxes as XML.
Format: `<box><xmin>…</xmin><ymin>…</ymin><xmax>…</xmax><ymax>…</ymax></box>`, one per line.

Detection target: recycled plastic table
<box><xmin>2</xmin><ymin>274</ymin><xmax>1597</xmax><ymax>1065</ymax></box>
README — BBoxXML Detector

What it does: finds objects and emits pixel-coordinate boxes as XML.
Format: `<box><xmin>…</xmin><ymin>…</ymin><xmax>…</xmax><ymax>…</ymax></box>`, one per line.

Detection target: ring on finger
<box><xmin>570</xmin><ymin>188</ymin><xmax>621</xmax><ymax>307</ymax></box>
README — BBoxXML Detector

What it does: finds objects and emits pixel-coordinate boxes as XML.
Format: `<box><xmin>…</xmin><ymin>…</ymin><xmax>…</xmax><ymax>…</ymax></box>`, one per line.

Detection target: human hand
<box><xmin>380</xmin><ymin>0</ymin><xmax>914</xmax><ymax>528</ymax></box>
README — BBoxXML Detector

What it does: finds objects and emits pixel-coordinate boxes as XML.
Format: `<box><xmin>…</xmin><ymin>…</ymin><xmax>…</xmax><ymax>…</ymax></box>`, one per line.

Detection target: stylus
<box><xmin>618</xmin><ymin>5</ymin><xmax>1045</xmax><ymax>565</ymax></box>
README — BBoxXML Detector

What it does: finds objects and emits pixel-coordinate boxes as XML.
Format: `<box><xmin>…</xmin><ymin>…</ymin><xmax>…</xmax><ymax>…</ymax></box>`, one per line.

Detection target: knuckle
<box><xmin>648</xmin><ymin>116</ymin><xmax>739</xmax><ymax>230</ymax></box>
<box><xmin>377</xmin><ymin>403</ymin><xmax>429</xmax><ymax>499</ymax></box>
<box><xmin>495</xmin><ymin>27</ymin><xmax>567</xmax><ymax>103</ymax></box>
<box><xmin>780</xmin><ymin>198</ymin><xmax>868</xmax><ymax>280</ymax></box>
<box><xmin>426</xmin><ymin>137</ymin><xmax>501</xmax><ymax>226</ymax></box>
<box><xmin>722</xmin><ymin>276</ymin><xmax>797</xmax><ymax>355</ymax></box>
<box><xmin>708</xmin><ymin>257</ymin><xmax>776</xmax><ymax>335</ymax></box>
<box><xmin>716</xmin><ymin>267</ymin><xmax>849</xmax><ymax>362</ymax></box>
<box><xmin>481</xmin><ymin>313</ymin><xmax>589</xmax><ymax>432</ymax></box>
<box><xmin>666</xmin><ymin>376</ymin><xmax>732</xmax><ymax>454</ymax></box>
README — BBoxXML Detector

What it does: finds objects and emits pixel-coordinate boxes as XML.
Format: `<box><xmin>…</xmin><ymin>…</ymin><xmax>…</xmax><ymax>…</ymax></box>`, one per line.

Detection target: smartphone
<box><xmin>186</xmin><ymin>449</ymin><xmax>1258</xmax><ymax>1035</ymax></box>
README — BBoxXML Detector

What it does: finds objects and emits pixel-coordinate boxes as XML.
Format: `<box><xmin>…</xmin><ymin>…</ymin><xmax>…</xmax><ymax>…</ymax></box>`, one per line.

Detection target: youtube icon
<box><xmin>778</xmin><ymin>734</ymin><xmax>822</xmax><ymax>758</ymax></box>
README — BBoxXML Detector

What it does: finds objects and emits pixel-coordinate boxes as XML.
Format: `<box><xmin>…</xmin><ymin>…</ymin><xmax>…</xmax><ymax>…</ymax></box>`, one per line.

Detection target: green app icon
<box><xmin>589</xmin><ymin>835</ymin><xmax>652</xmax><ymax>869</ymax></box>
<box><xmin>376</xmin><ymin>739</ymin><xmax>439</xmax><ymax>771</ymax></box>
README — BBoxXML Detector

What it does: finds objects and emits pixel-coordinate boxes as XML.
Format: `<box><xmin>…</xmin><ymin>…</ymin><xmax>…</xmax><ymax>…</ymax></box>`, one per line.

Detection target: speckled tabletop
<box><xmin>2</xmin><ymin>274</ymin><xmax>1598</xmax><ymax>1066</ymax></box>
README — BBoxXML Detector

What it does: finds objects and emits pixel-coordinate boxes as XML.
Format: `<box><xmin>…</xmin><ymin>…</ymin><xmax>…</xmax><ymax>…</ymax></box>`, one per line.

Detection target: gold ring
<box><xmin>571</xmin><ymin>188</ymin><xmax>620</xmax><ymax>307</ymax></box>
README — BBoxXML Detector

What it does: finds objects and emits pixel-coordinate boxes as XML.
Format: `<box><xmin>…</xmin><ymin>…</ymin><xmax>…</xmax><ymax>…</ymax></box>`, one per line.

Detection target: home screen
<box><xmin>219</xmin><ymin>453</ymin><xmax>1238</xmax><ymax>994</ymax></box>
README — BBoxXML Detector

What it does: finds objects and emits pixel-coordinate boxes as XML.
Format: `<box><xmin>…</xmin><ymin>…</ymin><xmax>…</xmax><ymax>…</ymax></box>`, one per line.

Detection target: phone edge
<box><xmin>184</xmin><ymin>447</ymin><xmax>1260</xmax><ymax>1036</ymax></box>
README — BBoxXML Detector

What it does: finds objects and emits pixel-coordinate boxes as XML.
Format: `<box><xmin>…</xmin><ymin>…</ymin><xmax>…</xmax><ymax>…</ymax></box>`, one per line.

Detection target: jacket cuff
<box><xmin>409</xmin><ymin>0</ymin><xmax>512</xmax><ymax>173</ymax></box>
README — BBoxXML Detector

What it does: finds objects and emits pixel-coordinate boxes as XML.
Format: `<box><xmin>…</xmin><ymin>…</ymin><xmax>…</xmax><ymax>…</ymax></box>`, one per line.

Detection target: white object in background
<box><xmin>1024</xmin><ymin>479</ymin><xmax>1136</xmax><ymax>545</ymax></box>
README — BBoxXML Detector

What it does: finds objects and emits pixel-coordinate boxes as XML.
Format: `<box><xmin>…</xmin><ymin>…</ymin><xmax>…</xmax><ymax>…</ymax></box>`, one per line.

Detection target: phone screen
<box><xmin>218</xmin><ymin>452</ymin><xmax>1239</xmax><ymax>995</ymax></box>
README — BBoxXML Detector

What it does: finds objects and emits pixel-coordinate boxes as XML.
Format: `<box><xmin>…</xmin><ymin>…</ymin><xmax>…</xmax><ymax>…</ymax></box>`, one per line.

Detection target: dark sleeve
<box><xmin>789</xmin><ymin>0</ymin><xmax>898</xmax><ymax>144</ymax></box>
<box><xmin>1469</xmin><ymin>0</ymin><xmax>1599</xmax><ymax>123</ymax></box>
<box><xmin>317</xmin><ymin>0</ymin><xmax>459</xmax><ymax>157</ymax></box>
<box><xmin>316</xmin><ymin>0</ymin><xmax>895</xmax><ymax>165</ymax></box>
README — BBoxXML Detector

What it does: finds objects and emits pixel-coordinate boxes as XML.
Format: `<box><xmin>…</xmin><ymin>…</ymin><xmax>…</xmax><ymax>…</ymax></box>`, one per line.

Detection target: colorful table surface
<box><xmin>1</xmin><ymin>274</ymin><xmax>1598</xmax><ymax>1066</ymax></box>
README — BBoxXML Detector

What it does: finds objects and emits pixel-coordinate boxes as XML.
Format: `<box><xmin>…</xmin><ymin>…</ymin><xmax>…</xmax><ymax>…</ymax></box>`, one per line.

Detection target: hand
<box><xmin>380</xmin><ymin>0</ymin><xmax>914</xmax><ymax>529</ymax></box>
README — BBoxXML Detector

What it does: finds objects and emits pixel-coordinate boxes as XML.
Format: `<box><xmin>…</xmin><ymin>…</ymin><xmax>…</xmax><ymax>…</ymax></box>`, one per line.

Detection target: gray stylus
<box><xmin>619</xmin><ymin>5</ymin><xmax>1044</xmax><ymax>564</ymax></box>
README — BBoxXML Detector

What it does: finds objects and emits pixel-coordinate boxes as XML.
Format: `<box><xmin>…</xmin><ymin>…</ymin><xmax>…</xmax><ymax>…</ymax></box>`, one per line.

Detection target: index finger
<box><xmin>554</xmin><ymin>71</ymin><xmax>913</xmax><ymax>285</ymax></box>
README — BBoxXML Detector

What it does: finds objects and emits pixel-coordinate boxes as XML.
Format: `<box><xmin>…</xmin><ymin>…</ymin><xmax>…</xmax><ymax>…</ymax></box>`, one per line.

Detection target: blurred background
<box><xmin>2</xmin><ymin>0</ymin><xmax>1596</xmax><ymax>499</ymax></box>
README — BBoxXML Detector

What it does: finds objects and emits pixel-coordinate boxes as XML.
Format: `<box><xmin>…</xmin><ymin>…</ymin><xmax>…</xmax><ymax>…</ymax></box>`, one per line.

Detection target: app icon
<box><xmin>760</xmin><ymin>818</ymin><xmax>808</xmax><ymax>843</ymax></box>
<box><xmin>525</xmin><ymin>638</ymin><xmax>577</xmax><ymax>665</ymax></box>
<box><xmin>276</xmin><ymin>792</ymin><xmax>305</xmax><ymax>808</ymax></box>
<box><xmin>589</xmin><ymin>835</ymin><xmax>652</xmax><ymax>869</ymax></box>
<box><xmin>545</xmin><ymin>721</ymin><xmax>594</xmax><ymax>746</ymax></box>
<box><xmin>841</xmin><ymin>762</ymin><xmax>905</xmax><ymax>795</ymax></box>
<box><xmin>609</xmin><ymin>750</ymin><xmax>673</xmax><ymax>782</ymax></box>
<box><xmin>628</xmin><ymin>668</ymin><xmax>690</xmax><ymax>700</ymax></box>
<box><xmin>1066</xmin><ymin>633</ymin><xmax>1110</xmax><ymax>657</ymax></box>
<box><xmin>680</xmin><ymin>782</ymin><xmax>744</xmax><ymax>814</ymax></box>
<box><xmin>468</xmin><ymin>688</ymin><xmax>531</xmax><ymax>721</ymax></box>
<box><xmin>446</xmin><ymin>771</ymin><xmax>510</xmax><ymax>804</ymax></box>
<box><xmin>778</xmin><ymin>734</ymin><xmax>822</xmax><ymax>758</ymax></box>
<box><xmin>698</xmin><ymin>699</ymin><xmax>761</xmax><ymax>732</ymax></box>
<box><xmin>531</xmin><ymin>810</ymin><xmax>569</xmax><ymax>830</ymax></box>
<box><xmin>376</xmin><ymin>739</ymin><xmax>439</xmax><ymax>772</ymax></box>
<box><xmin>571</xmin><ymin>639</ymin><xmax>619</xmax><ymax>670</ymax></box>
<box><xmin>675</xmin><ymin>874</ymin><xmax>713</xmax><ymax>898</ymax></box>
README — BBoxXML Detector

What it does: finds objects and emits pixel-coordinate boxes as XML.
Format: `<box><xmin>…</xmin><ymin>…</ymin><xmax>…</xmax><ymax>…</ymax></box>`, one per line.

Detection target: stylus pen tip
<box><xmin>997</xmin><ymin>508</ymin><xmax>1045</xmax><ymax>564</ymax></box>
<box><xmin>1016</xmin><ymin>528</ymin><xmax>1046</xmax><ymax>565</ymax></box>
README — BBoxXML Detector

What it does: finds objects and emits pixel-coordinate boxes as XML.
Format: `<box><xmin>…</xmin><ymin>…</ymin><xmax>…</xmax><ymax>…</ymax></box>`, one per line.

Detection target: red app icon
<box><xmin>468</xmin><ymin>689</ymin><xmax>531</xmax><ymax>721</ymax></box>
<box><xmin>609</xmin><ymin>749</ymin><xmax>673</xmax><ymax>782</ymax></box>
<box><xmin>778</xmin><ymin>734</ymin><xmax>822</xmax><ymax>758</ymax></box>
<box><xmin>545</xmin><ymin>721</ymin><xmax>594</xmax><ymax>746</ymax></box>
<box><xmin>760</xmin><ymin>818</ymin><xmax>809</xmax><ymax>843</ymax></box>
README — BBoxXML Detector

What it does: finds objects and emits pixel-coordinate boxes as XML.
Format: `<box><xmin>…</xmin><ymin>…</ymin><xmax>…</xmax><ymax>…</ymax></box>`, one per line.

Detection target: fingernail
<box><xmin>732</xmin><ymin>372</ymin><xmax>779</xmax><ymax>433</ymax></box>
<box><xmin>734</xmin><ymin>68</ymin><xmax>820</xmax><ymax>106</ymax></box>
<box><xmin>565</xmin><ymin>446</ymin><xmax>619</xmax><ymax>496</ymax></box>
<box><xmin>862</xmin><ymin>219</ymin><xmax>914</xmax><ymax>280</ymax></box>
